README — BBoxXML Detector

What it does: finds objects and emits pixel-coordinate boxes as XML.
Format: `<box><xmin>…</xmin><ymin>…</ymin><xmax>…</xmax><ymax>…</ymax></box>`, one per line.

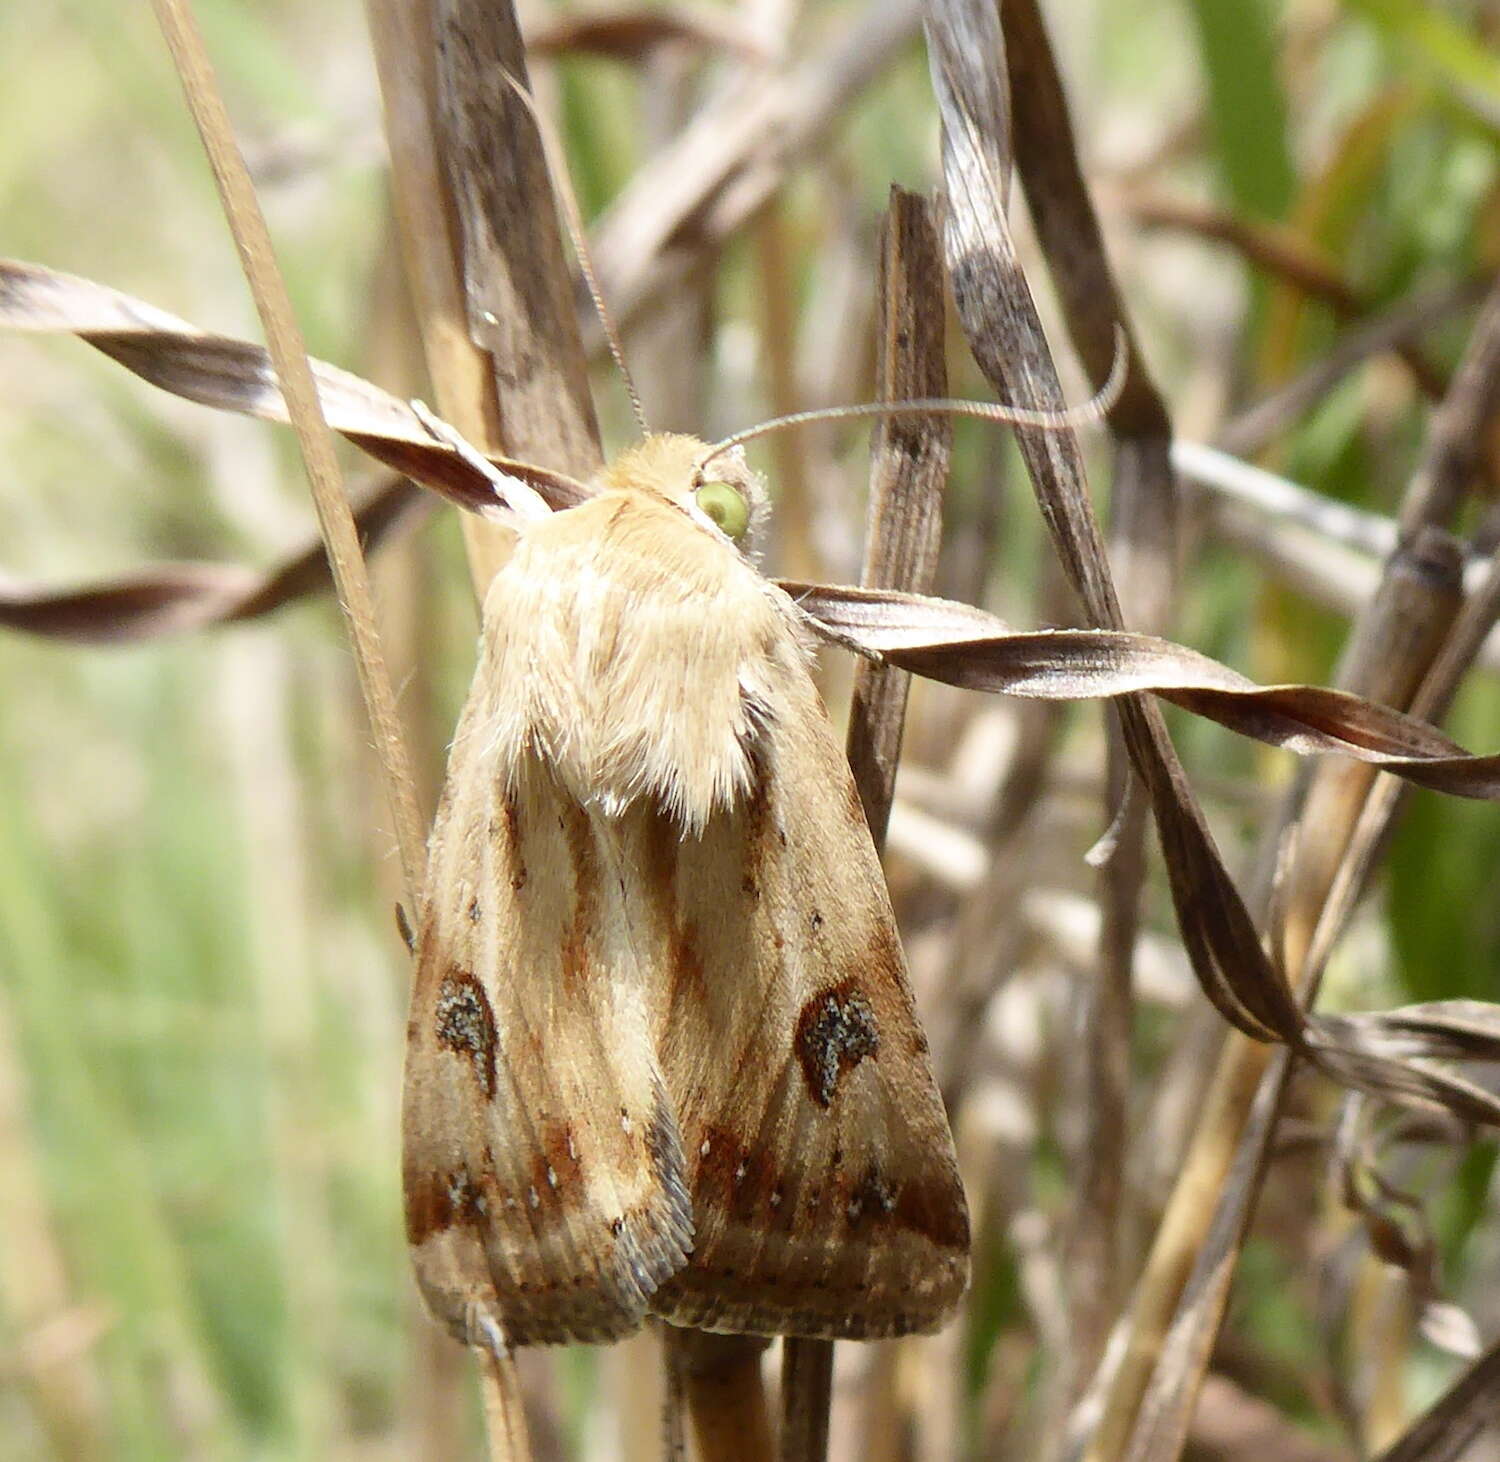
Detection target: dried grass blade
<box><xmin>434</xmin><ymin>0</ymin><xmax>601</xmax><ymax>476</ymax></box>
<box><xmin>1106</xmin><ymin>527</ymin><xmax>1464</xmax><ymax>1462</ymax></box>
<box><xmin>1113</xmin><ymin>1044</ymin><xmax>1293</xmax><ymax>1462</ymax></box>
<box><xmin>1111</xmin><ymin>275</ymin><xmax>1500</xmax><ymax>1462</ymax></box>
<box><xmin>846</xmin><ymin>189</ymin><xmax>953</xmax><ymax>847</ymax></box>
<box><xmin>0</xmin><ymin>259</ymin><xmax>591</xmax><ymax>517</ymax></box>
<box><xmin>1002</xmin><ymin>0</ymin><xmax>1178</xmax><ymax>1402</ymax></box>
<box><xmin>364</xmin><ymin>0</ymin><xmax>518</xmax><ymax>594</ymax></box>
<box><xmin>0</xmin><ymin>475</ymin><xmax>427</xmax><ymax>642</ymax></box>
<box><xmin>1119</xmin><ymin>1025</ymin><xmax>1500</xmax><ymax>1462</ymax></box>
<box><xmin>1003</xmin><ymin>0</ymin><xmax>1171</xmax><ymax>443</ymax></box>
<box><xmin>786</xmin><ymin>584</ymin><xmax>1500</xmax><ymax>800</ymax></box>
<box><xmin>791</xmin><ymin>187</ymin><xmax>953</xmax><ymax>1462</ymax></box>
<box><xmin>668</xmin><ymin>1331</ymin><xmax>772</xmax><ymax>1462</ymax></box>
<box><xmin>921</xmin><ymin>0</ymin><xmax>1303</xmax><ymax>1046</ymax></box>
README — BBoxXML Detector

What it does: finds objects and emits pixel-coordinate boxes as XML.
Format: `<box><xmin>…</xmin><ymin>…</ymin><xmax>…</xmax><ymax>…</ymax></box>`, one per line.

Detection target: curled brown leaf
<box><xmin>788</xmin><ymin>583</ymin><xmax>1500</xmax><ymax>802</ymax></box>
<box><xmin>0</xmin><ymin>474</ymin><xmax>427</xmax><ymax>642</ymax></box>
<box><xmin>0</xmin><ymin>259</ymin><xmax>589</xmax><ymax>519</ymax></box>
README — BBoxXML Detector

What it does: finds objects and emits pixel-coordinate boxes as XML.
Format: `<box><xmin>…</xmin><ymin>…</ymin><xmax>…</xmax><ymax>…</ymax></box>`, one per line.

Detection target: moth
<box><xmin>403</xmin><ymin>431</ymin><xmax>969</xmax><ymax>1348</ymax></box>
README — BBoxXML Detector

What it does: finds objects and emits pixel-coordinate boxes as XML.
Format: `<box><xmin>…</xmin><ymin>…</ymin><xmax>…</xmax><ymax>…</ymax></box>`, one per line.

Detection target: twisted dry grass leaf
<box><xmin>1002</xmin><ymin>0</ymin><xmax>1177</xmax><ymax>1400</ymax></box>
<box><xmin>791</xmin><ymin>585</ymin><xmax>1500</xmax><ymax>798</ymax></box>
<box><xmin>916</xmin><ymin>13</ymin><xmax>1500</xmax><ymax>1460</ymax></box>
<box><xmin>6</xmin><ymin>262</ymin><xmax>1500</xmax><ymax>799</ymax></box>
<box><xmin>1106</xmin><ymin>260</ymin><xmax>1500</xmax><ymax>1462</ymax></box>
<box><xmin>1103</xmin><ymin>531</ymin><xmax>1464</xmax><ymax>1461</ymax></box>
<box><xmin>0</xmin><ymin>474</ymin><xmax>426</xmax><ymax>641</ymax></box>
<box><xmin>0</xmin><ymin>260</ymin><xmax>590</xmax><ymax>519</ymax></box>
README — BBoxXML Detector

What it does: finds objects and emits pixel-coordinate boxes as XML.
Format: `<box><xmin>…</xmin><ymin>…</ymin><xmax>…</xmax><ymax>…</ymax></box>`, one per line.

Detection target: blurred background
<box><xmin>2</xmin><ymin>1</ymin><xmax>1499</xmax><ymax>1458</ymax></box>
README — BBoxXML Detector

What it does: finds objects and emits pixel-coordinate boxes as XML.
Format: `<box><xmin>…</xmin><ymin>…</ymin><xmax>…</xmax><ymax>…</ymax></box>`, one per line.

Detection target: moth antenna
<box><xmin>502</xmin><ymin>70</ymin><xmax>649</xmax><ymax>436</ymax></box>
<box><xmin>696</xmin><ymin>325</ymin><xmax>1130</xmax><ymax>478</ymax></box>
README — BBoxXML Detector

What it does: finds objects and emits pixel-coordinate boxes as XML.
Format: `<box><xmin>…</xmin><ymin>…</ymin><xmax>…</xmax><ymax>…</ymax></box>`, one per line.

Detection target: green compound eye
<box><xmin>694</xmin><ymin>479</ymin><xmax>751</xmax><ymax>541</ymax></box>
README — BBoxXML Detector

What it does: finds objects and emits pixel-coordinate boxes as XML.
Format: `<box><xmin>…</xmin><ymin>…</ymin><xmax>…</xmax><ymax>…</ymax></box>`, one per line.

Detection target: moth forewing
<box><xmin>403</xmin><ymin>433</ymin><xmax>968</xmax><ymax>1349</ymax></box>
<box><xmin>645</xmin><ymin>618</ymin><xmax>969</xmax><ymax>1337</ymax></box>
<box><xmin>403</xmin><ymin>725</ymin><xmax>693</xmax><ymax>1346</ymax></box>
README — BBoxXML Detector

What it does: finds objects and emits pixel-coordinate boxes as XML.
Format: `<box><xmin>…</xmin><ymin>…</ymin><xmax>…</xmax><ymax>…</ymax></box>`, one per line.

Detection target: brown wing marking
<box><xmin>646</xmin><ymin>666</ymin><xmax>969</xmax><ymax>1338</ymax></box>
<box><xmin>403</xmin><ymin>747</ymin><xmax>693</xmax><ymax>1347</ymax></box>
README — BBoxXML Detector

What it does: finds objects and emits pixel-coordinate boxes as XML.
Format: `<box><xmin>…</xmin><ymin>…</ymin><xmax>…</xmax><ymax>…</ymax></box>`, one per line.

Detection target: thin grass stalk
<box><xmin>673</xmin><ymin>1330</ymin><xmax>778</xmax><ymax>1460</ymax></box>
<box><xmin>148</xmin><ymin>0</ymin><xmax>426</xmax><ymax>898</ymax></box>
<box><xmin>916</xmin><ymin>5</ymin><xmax>1389</xmax><ymax>1454</ymax></box>
<box><xmin>147</xmin><ymin>3</ymin><xmax>441</xmax><ymax>1451</ymax></box>
<box><xmin>664</xmin><ymin>1326</ymin><xmax>772</xmax><ymax>1462</ymax></box>
<box><xmin>781</xmin><ymin>1339</ymin><xmax>835</xmax><ymax>1462</ymax></box>
<box><xmin>926</xmin><ymin>0</ymin><xmax>1297</xmax><ymax>1059</ymax></box>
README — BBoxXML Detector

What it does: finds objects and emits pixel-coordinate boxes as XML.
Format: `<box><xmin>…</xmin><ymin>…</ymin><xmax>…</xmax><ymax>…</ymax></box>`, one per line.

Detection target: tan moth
<box><xmin>402</xmin><ymin>430</ymin><xmax>970</xmax><ymax>1347</ymax></box>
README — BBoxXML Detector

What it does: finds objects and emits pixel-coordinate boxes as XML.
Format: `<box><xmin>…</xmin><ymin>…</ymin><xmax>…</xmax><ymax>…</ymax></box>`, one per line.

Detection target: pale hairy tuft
<box><xmin>472</xmin><ymin>435</ymin><xmax>797</xmax><ymax>831</ymax></box>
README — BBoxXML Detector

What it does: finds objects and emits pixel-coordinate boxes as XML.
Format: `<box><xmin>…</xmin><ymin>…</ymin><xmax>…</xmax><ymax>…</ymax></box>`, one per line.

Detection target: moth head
<box><xmin>685</xmin><ymin>442</ymin><xmax>769</xmax><ymax>558</ymax></box>
<box><xmin>596</xmin><ymin>433</ymin><xmax>770</xmax><ymax>556</ymax></box>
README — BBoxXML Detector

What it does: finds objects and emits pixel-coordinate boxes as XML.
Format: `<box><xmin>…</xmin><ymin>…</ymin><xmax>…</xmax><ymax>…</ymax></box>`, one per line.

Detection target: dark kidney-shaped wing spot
<box><xmin>795</xmin><ymin>980</ymin><xmax>880</xmax><ymax>1108</ymax></box>
<box><xmin>434</xmin><ymin>967</ymin><xmax>498</xmax><ymax>1098</ymax></box>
